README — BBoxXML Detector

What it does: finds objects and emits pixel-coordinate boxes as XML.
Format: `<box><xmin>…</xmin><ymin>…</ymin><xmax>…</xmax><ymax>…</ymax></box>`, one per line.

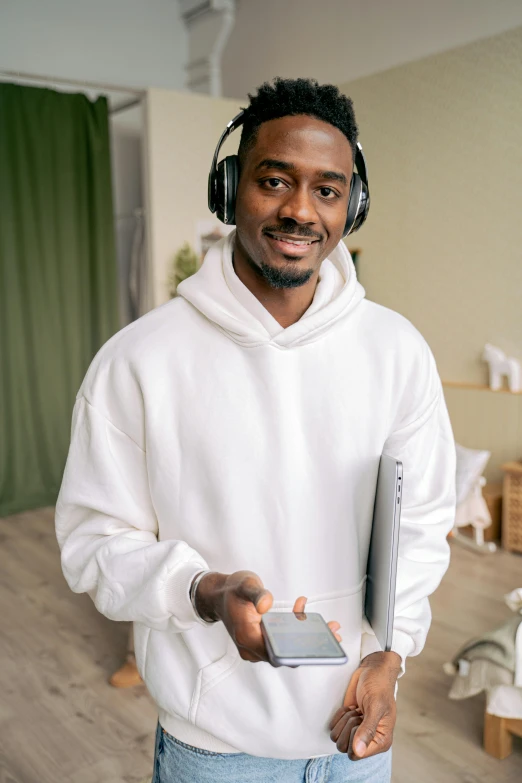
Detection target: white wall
<box><xmin>0</xmin><ymin>0</ymin><xmax>187</xmax><ymax>91</ymax></box>
<box><xmin>222</xmin><ymin>0</ymin><xmax>522</xmax><ymax>99</ymax></box>
<box><xmin>144</xmin><ymin>88</ymin><xmax>241</xmax><ymax>307</ymax></box>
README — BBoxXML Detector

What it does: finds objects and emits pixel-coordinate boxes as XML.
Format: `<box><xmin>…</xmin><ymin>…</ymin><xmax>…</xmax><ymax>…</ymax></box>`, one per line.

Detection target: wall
<box><xmin>443</xmin><ymin>388</ymin><xmax>522</xmax><ymax>483</ymax></box>
<box><xmin>110</xmin><ymin>105</ymin><xmax>145</xmax><ymax>326</ymax></box>
<box><xmin>144</xmin><ymin>88</ymin><xmax>241</xmax><ymax>307</ymax></box>
<box><xmin>0</xmin><ymin>0</ymin><xmax>187</xmax><ymax>91</ymax></box>
<box><xmin>1</xmin><ymin>0</ymin><xmax>189</xmax><ymax>323</ymax></box>
<box><xmin>337</xmin><ymin>26</ymin><xmax>522</xmax><ymax>480</ymax></box>
<box><xmin>222</xmin><ymin>0</ymin><xmax>522</xmax><ymax>100</ymax></box>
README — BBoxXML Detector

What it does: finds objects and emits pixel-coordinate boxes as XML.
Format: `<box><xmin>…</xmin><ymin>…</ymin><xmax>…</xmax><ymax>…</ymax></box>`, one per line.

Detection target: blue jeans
<box><xmin>152</xmin><ymin>724</ymin><xmax>392</xmax><ymax>783</ymax></box>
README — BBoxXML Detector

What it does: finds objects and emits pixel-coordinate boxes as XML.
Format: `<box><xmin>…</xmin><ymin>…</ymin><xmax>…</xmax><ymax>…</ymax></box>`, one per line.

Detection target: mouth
<box><xmin>264</xmin><ymin>232</ymin><xmax>320</xmax><ymax>257</ymax></box>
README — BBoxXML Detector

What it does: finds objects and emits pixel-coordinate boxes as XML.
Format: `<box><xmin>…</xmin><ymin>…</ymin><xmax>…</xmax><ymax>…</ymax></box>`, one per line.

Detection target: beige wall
<box><xmin>338</xmin><ymin>26</ymin><xmax>522</xmax><ymax>479</ymax></box>
<box><xmin>444</xmin><ymin>387</ymin><xmax>522</xmax><ymax>482</ymax></box>
<box><xmin>339</xmin><ymin>25</ymin><xmax>522</xmax><ymax>385</ymax></box>
<box><xmin>144</xmin><ymin>88</ymin><xmax>241</xmax><ymax>307</ymax></box>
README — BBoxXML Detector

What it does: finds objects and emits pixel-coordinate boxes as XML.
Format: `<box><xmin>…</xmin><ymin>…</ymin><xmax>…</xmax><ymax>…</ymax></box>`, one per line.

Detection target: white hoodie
<box><xmin>56</xmin><ymin>232</ymin><xmax>456</xmax><ymax>760</ymax></box>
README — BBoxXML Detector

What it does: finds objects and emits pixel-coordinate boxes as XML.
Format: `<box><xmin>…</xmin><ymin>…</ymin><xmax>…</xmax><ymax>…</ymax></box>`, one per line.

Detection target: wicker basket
<box><xmin>501</xmin><ymin>462</ymin><xmax>522</xmax><ymax>553</ymax></box>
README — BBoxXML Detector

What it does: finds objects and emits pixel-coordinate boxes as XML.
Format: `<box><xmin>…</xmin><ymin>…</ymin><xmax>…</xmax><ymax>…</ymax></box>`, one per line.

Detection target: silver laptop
<box><xmin>364</xmin><ymin>454</ymin><xmax>403</xmax><ymax>652</ymax></box>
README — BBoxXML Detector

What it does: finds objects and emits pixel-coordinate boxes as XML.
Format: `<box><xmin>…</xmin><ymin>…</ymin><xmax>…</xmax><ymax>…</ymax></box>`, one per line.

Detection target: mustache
<box><xmin>263</xmin><ymin>223</ymin><xmax>322</xmax><ymax>241</ymax></box>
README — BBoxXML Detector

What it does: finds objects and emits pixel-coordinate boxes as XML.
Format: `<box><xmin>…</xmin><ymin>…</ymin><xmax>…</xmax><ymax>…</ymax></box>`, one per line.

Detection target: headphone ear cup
<box><xmin>215</xmin><ymin>155</ymin><xmax>240</xmax><ymax>225</ymax></box>
<box><xmin>344</xmin><ymin>174</ymin><xmax>370</xmax><ymax>237</ymax></box>
<box><xmin>344</xmin><ymin>173</ymin><xmax>362</xmax><ymax>237</ymax></box>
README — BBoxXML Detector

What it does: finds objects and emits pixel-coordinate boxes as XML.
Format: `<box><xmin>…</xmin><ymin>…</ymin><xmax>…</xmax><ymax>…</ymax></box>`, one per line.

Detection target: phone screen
<box><xmin>262</xmin><ymin>612</ymin><xmax>345</xmax><ymax>659</ymax></box>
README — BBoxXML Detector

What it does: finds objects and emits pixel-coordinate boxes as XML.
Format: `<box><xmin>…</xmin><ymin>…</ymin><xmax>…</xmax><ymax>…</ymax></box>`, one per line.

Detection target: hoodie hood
<box><xmin>177</xmin><ymin>230</ymin><xmax>365</xmax><ymax>348</ymax></box>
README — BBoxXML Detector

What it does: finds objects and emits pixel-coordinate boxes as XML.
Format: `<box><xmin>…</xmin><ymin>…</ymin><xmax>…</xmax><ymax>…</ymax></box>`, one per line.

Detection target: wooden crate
<box><xmin>502</xmin><ymin>462</ymin><xmax>522</xmax><ymax>553</ymax></box>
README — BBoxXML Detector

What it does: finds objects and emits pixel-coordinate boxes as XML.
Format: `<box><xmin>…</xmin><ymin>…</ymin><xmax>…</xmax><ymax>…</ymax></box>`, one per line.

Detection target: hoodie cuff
<box><xmin>360</xmin><ymin>630</ymin><xmax>383</xmax><ymax>660</ymax></box>
<box><xmin>164</xmin><ymin>560</ymin><xmax>211</xmax><ymax>628</ymax></box>
<box><xmin>360</xmin><ymin>629</ymin><xmax>415</xmax><ymax>676</ymax></box>
<box><xmin>390</xmin><ymin>630</ymin><xmax>416</xmax><ymax>674</ymax></box>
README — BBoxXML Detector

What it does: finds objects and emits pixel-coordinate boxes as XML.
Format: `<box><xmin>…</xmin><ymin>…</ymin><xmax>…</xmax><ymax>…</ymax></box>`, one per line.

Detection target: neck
<box><xmin>232</xmin><ymin>247</ymin><xmax>320</xmax><ymax>329</ymax></box>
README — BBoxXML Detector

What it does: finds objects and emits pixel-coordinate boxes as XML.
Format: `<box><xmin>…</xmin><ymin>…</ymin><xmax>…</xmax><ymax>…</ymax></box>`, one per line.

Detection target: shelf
<box><xmin>442</xmin><ymin>381</ymin><xmax>522</xmax><ymax>395</ymax></box>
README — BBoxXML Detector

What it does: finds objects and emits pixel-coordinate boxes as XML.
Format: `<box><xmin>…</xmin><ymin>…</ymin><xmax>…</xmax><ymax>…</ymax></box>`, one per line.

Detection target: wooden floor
<box><xmin>1</xmin><ymin>508</ymin><xmax>521</xmax><ymax>782</ymax></box>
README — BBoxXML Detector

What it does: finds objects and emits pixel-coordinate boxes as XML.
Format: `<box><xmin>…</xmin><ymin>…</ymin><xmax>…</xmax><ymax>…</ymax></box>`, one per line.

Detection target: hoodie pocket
<box><xmin>143</xmin><ymin>619</ymin><xmax>239</xmax><ymax>723</ymax></box>
<box><xmin>190</xmin><ymin>584</ymin><xmax>365</xmax><ymax>759</ymax></box>
<box><xmin>188</xmin><ymin>636</ymin><xmax>241</xmax><ymax>724</ymax></box>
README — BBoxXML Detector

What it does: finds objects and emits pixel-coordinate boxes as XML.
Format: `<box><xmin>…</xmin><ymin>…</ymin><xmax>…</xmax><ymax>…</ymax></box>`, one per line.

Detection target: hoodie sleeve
<box><xmin>55</xmin><ymin>395</ymin><xmax>210</xmax><ymax>631</ymax></box>
<box><xmin>360</xmin><ymin>345</ymin><xmax>456</xmax><ymax>670</ymax></box>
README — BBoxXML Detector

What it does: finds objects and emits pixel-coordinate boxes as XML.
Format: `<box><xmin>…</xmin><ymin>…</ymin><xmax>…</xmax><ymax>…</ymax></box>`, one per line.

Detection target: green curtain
<box><xmin>0</xmin><ymin>83</ymin><xmax>119</xmax><ymax>517</ymax></box>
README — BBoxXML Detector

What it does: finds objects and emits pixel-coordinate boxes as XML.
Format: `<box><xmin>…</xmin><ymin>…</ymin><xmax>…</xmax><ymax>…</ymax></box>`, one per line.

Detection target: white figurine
<box><xmin>482</xmin><ymin>343</ymin><xmax>522</xmax><ymax>393</ymax></box>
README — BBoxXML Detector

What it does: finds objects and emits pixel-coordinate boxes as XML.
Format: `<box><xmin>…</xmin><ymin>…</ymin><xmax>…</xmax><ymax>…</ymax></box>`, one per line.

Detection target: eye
<box><xmin>261</xmin><ymin>177</ymin><xmax>287</xmax><ymax>190</ymax></box>
<box><xmin>318</xmin><ymin>187</ymin><xmax>338</xmax><ymax>199</ymax></box>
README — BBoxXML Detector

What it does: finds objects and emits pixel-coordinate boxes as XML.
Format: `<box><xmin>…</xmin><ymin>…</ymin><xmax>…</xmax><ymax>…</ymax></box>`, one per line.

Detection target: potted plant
<box><xmin>167</xmin><ymin>242</ymin><xmax>199</xmax><ymax>298</ymax></box>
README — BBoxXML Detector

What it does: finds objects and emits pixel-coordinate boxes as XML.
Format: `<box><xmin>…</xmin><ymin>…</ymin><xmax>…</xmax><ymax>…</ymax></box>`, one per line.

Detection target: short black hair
<box><xmin>238</xmin><ymin>77</ymin><xmax>358</xmax><ymax>164</ymax></box>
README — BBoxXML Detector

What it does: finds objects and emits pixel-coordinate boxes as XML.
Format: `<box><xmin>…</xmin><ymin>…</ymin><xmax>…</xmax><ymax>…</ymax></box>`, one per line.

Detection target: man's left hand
<box><xmin>329</xmin><ymin>651</ymin><xmax>401</xmax><ymax>760</ymax></box>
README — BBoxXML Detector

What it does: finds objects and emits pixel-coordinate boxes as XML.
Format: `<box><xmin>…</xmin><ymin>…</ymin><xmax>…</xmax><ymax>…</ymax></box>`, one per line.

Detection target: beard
<box><xmin>255</xmin><ymin>258</ymin><xmax>315</xmax><ymax>289</ymax></box>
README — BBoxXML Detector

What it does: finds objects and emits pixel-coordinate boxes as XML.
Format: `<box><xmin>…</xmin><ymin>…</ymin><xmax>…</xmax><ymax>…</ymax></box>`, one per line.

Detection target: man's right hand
<box><xmin>194</xmin><ymin>570</ymin><xmax>275</xmax><ymax>662</ymax></box>
<box><xmin>194</xmin><ymin>571</ymin><xmax>342</xmax><ymax>666</ymax></box>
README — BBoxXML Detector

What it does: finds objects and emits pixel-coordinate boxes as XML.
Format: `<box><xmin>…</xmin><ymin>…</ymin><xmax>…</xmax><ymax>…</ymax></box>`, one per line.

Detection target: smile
<box><xmin>265</xmin><ymin>233</ymin><xmax>319</xmax><ymax>246</ymax></box>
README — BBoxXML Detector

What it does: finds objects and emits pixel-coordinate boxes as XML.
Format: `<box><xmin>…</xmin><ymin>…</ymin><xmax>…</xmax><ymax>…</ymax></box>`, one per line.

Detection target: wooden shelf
<box><xmin>442</xmin><ymin>380</ymin><xmax>522</xmax><ymax>395</ymax></box>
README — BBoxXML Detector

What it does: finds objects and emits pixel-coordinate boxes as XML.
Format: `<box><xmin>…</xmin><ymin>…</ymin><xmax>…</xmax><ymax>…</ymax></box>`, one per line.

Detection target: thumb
<box><xmin>237</xmin><ymin>573</ymin><xmax>273</xmax><ymax>614</ymax></box>
<box><xmin>351</xmin><ymin>704</ymin><xmax>381</xmax><ymax>758</ymax></box>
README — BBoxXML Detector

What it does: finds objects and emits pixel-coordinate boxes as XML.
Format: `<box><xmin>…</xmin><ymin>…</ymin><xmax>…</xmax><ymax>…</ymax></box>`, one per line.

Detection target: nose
<box><xmin>278</xmin><ymin>185</ymin><xmax>319</xmax><ymax>226</ymax></box>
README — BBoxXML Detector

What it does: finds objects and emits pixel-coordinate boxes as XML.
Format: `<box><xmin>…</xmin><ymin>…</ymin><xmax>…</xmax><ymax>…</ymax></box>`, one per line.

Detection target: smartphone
<box><xmin>260</xmin><ymin>611</ymin><xmax>348</xmax><ymax>666</ymax></box>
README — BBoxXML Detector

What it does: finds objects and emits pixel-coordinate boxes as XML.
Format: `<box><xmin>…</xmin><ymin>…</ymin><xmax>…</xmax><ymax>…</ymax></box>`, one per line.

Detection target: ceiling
<box><xmin>222</xmin><ymin>0</ymin><xmax>522</xmax><ymax>99</ymax></box>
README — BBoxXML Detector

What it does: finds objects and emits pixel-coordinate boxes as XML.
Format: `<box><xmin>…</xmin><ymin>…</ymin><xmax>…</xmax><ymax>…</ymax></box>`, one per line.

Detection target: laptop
<box><xmin>364</xmin><ymin>454</ymin><xmax>403</xmax><ymax>652</ymax></box>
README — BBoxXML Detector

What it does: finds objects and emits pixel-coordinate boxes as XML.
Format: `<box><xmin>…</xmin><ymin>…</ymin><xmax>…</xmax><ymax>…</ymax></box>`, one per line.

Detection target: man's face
<box><xmin>234</xmin><ymin>115</ymin><xmax>354</xmax><ymax>289</ymax></box>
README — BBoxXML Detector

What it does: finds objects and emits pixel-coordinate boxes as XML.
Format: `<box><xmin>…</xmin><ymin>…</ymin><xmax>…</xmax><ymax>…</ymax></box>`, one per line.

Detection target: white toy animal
<box><xmin>482</xmin><ymin>343</ymin><xmax>522</xmax><ymax>392</ymax></box>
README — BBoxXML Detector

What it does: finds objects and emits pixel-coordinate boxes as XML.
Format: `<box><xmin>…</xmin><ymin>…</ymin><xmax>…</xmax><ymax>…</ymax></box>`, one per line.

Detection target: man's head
<box><xmin>234</xmin><ymin>78</ymin><xmax>358</xmax><ymax>290</ymax></box>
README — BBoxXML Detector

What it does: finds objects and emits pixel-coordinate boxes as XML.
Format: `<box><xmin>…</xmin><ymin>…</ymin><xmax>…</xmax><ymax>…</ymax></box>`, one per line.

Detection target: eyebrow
<box><xmin>255</xmin><ymin>159</ymin><xmax>348</xmax><ymax>186</ymax></box>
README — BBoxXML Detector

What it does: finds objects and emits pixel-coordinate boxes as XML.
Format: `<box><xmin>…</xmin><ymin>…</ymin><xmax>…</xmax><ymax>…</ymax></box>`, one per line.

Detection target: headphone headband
<box><xmin>208</xmin><ymin>111</ymin><xmax>370</xmax><ymax>236</ymax></box>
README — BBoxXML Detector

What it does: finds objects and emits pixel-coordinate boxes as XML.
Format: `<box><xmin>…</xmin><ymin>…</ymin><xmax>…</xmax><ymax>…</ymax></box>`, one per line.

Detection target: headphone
<box><xmin>208</xmin><ymin>110</ymin><xmax>370</xmax><ymax>237</ymax></box>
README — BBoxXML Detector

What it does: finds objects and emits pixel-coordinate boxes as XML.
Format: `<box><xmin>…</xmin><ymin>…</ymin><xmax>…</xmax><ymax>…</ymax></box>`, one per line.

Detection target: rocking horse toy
<box><xmin>482</xmin><ymin>344</ymin><xmax>521</xmax><ymax>393</ymax></box>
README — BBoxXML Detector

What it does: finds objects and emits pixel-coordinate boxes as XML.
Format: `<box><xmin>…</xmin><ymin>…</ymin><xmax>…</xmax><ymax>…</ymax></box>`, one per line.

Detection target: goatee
<box><xmin>255</xmin><ymin>259</ymin><xmax>314</xmax><ymax>289</ymax></box>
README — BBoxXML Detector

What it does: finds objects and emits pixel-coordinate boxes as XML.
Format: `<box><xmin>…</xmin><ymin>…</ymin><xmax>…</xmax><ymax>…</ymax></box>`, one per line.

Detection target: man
<box><xmin>56</xmin><ymin>78</ymin><xmax>456</xmax><ymax>782</ymax></box>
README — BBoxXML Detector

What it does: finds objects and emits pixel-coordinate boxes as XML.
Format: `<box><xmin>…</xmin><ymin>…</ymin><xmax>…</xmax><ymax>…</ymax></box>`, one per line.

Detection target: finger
<box><xmin>336</xmin><ymin>715</ymin><xmax>363</xmax><ymax>754</ymax></box>
<box><xmin>327</xmin><ymin>621</ymin><xmax>342</xmax><ymax>642</ymax></box>
<box><xmin>343</xmin><ymin>667</ymin><xmax>362</xmax><ymax>708</ymax></box>
<box><xmin>238</xmin><ymin>647</ymin><xmax>264</xmax><ymax>662</ymax></box>
<box><xmin>238</xmin><ymin>647</ymin><xmax>268</xmax><ymax>663</ymax></box>
<box><xmin>329</xmin><ymin>709</ymin><xmax>359</xmax><ymax>743</ymax></box>
<box><xmin>329</xmin><ymin>705</ymin><xmax>357</xmax><ymax>731</ymax></box>
<box><xmin>234</xmin><ymin>621</ymin><xmax>270</xmax><ymax>661</ymax></box>
<box><xmin>236</xmin><ymin>632</ymin><xmax>270</xmax><ymax>662</ymax></box>
<box><xmin>329</xmin><ymin>706</ymin><xmax>349</xmax><ymax>731</ymax></box>
<box><xmin>292</xmin><ymin>595</ymin><xmax>307</xmax><ymax>614</ymax></box>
